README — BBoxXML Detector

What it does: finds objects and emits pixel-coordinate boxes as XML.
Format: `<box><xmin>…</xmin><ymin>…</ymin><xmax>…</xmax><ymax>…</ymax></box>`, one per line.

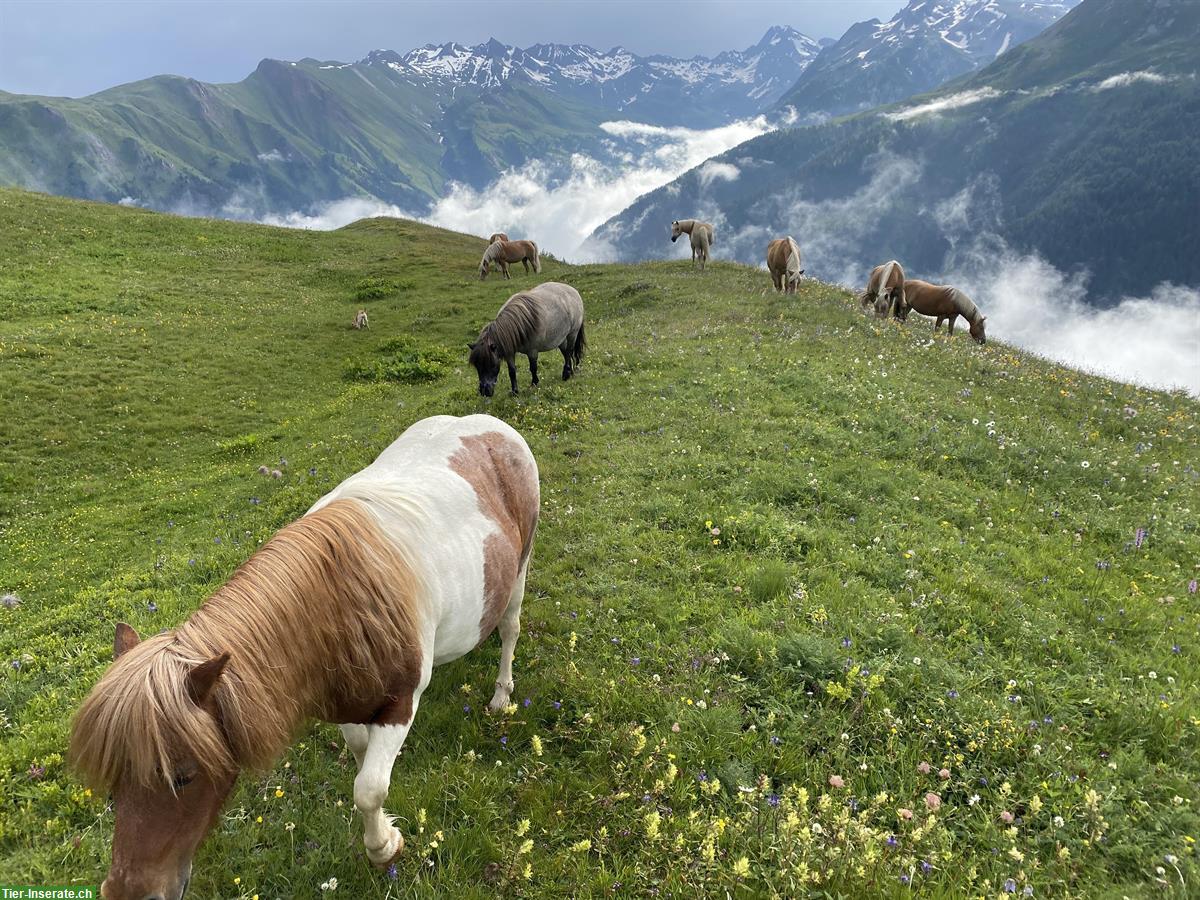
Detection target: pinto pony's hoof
<box><xmin>367</xmin><ymin>828</ymin><xmax>405</xmax><ymax>870</ymax></box>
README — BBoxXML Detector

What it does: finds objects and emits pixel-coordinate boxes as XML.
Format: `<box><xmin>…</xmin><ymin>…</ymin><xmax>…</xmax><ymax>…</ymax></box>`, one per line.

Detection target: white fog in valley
<box><xmin>261</xmin><ymin>117</ymin><xmax>773</xmax><ymax>260</ymax></box>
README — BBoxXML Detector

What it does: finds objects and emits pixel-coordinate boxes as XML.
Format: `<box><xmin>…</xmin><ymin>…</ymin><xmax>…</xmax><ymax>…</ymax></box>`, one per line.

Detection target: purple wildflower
<box><xmin>1172</xmin><ymin>644</ymin><xmax>1181</xmax><ymax>654</ymax></box>
<box><xmin>386</xmin><ymin>863</ymin><xmax>398</xmax><ymax>881</ymax></box>
<box><xmin>188</xmin><ymin>558</ymin><xmax>196</xmax><ymax>566</ymax></box>
<box><xmin>899</xmin><ymin>874</ymin><xmax>910</xmax><ymax>885</ymax></box>
<box><xmin>921</xmin><ymin>860</ymin><xmax>932</xmax><ymax>874</ymax></box>
<box><xmin>630</xmin><ymin>657</ymin><xmax>640</xmax><ymax>666</ymax></box>
<box><xmin>500</xmin><ymin>736</ymin><xmax>507</xmax><ymax>746</ymax></box>
<box><xmin>1135</xmin><ymin>528</ymin><xmax>1147</xmax><ymax>549</ymax></box>
<box><xmin>28</xmin><ymin>764</ymin><xmax>46</xmax><ymax>780</ymax></box>
<box><xmin>308</xmin><ymin>467</ymin><xmax>317</xmax><ymax>476</ymax></box>
<box><xmin>1004</xmin><ymin>879</ymin><xmax>1017</xmax><ymax>893</ymax></box>
<box><xmin>947</xmin><ymin>689</ymin><xmax>960</xmax><ymax>699</ymax></box>
<box><xmin>770</xmin><ymin>735</ymin><xmax>782</xmax><ymax>746</ymax></box>
<box><xmin>841</xmin><ymin>637</ymin><xmax>852</xmax><ymax>648</ymax></box>
<box><xmin>523</xmin><ymin>697</ymin><xmax>532</xmax><ymax>708</ymax></box>
<box><xmin>552</xmin><ymin>700</ymin><xmax>562</xmax><ymax>710</ymax></box>
<box><xmin>463</xmin><ymin>705</ymin><xmax>470</xmax><ymax>714</ymax></box>
<box><xmin>886</xmin><ymin>835</ymin><xmax>898</xmax><ymax>848</ymax></box>
<box><xmin>147</xmin><ymin>601</ymin><xmax>158</xmax><ymax>613</ymax></box>
<box><xmin>1189</xmin><ymin>580</ymin><xmax>1198</xmax><ymax>595</ymax></box>
<box><xmin>767</xmin><ymin>793</ymin><xmax>780</xmax><ymax>808</ymax></box>
<box><xmin>697</xmin><ymin>771</ymin><xmax>708</xmax><ymax>782</ymax></box>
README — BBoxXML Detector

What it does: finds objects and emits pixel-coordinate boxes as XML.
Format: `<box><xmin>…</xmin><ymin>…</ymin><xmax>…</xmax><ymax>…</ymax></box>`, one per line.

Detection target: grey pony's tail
<box><xmin>572</xmin><ymin>321</ymin><xmax>586</xmax><ymax>368</ymax></box>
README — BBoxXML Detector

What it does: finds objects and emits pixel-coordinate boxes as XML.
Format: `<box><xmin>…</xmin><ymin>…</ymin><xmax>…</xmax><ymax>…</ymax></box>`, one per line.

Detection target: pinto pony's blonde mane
<box><xmin>70</xmin><ymin>499</ymin><xmax>422</xmax><ymax>789</ymax></box>
<box><xmin>476</xmin><ymin>293</ymin><xmax>542</xmax><ymax>358</ymax></box>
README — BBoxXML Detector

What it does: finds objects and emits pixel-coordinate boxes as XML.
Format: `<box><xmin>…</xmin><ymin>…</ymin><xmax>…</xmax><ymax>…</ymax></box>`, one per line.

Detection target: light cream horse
<box><xmin>479</xmin><ymin>240</ymin><xmax>541</xmax><ymax>280</ymax></box>
<box><xmin>766</xmin><ymin>237</ymin><xmax>804</xmax><ymax>294</ymax></box>
<box><xmin>671</xmin><ymin>219</ymin><xmax>714</xmax><ymax>270</ymax></box>
<box><xmin>860</xmin><ymin>260</ymin><xmax>906</xmax><ymax>319</ymax></box>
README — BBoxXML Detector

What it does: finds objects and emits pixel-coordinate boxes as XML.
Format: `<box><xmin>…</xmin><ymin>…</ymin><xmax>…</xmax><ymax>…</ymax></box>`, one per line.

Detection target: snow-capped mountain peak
<box><xmin>359</xmin><ymin>28</ymin><xmax>822</xmax><ymax>124</ymax></box>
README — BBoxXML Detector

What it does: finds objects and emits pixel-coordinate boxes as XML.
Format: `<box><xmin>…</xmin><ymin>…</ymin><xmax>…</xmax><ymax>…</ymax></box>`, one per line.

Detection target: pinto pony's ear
<box><xmin>187</xmin><ymin>653</ymin><xmax>231</xmax><ymax>705</ymax></box>
<box><xmin>114</xmin><ymin>622</ymin><xmax>141</xmax><ymax>660</ymax></box>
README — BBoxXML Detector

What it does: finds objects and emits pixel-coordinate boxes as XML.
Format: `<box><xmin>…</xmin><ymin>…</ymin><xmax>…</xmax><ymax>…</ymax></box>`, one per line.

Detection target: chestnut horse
<box><xmin>860</xmin><ymin>260</ymin><xmax>906</xmax><ymax>319</ymax></box>
<box><xmin>70</xmin><ymin>414</ymin><xmax>539</xmax><ymax>899</ymax></box>
<box><xmin>766</xmin><ymin>237</ymin><xmax>804</xmax><ymax>294</ymax></box>
<box><xmin>479</xmin><ymin>239</ymin><xmax>541</xmax><ymax>280</ymax></box>
<box><xmin>671</xmin><ymin>219</ymin><xmax>714</xmax><ymax>270</ymax></box>
<box><xmin>904</xmin><ymin>278</ymin><xmax>987</xmax><ymax>343</ymax></box>
<box><xmin>469</xmin><ymin>281</ymin><xmax>585</xmax><ymax>396</ymax></box>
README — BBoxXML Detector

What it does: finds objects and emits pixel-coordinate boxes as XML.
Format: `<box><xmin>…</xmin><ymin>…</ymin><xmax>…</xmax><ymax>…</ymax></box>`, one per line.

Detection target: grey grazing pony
<box><xmin>469</xmin><ymin>281</ymin><xmax>586</xmax><ymax>396</ymax></box>
<box><xmin>671</xmin><ymin>219</ymin><xmax>714</xmax><ymax>270</ymax></box>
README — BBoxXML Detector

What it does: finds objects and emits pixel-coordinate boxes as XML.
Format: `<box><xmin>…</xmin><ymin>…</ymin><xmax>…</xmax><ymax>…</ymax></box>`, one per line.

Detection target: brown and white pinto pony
<box><xmin>766</xmin><ymin>237</ymin><xmax>804</xmax><ymax>294</ymax></box>
<box><xmin>904</xmin><ymin>278</ymin><xmax>988</xmax><ymax>343</ymax></box>
<box><xmin>70</xmin><ymin>415</ymin><xmax>539</xmax><ymax>899</ymax></box>
<box><xmin>860</xmin><ymin>260</ymin><xmax>906</xmax><ymax>319</ymax></box>
<box><xmin>479</xmin><ymin>239</ymin><xmax>541</xmax><ymax>280</ymax></box>
<box><xmin>670</xmin><ymin>219</ymin><xmax>714</xmax><ymax>270</ymax></box>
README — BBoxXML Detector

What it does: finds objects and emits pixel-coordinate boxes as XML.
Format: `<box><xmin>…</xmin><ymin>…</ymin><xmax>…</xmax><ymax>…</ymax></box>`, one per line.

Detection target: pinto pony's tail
<box><xmin>531</xmin><ymin>242</ymin><xmax>542</xmax><ymax>274</ymax></box>
<box><xmin>571</xmin><ymin>321</ymin><xmax>586</xmax><ymax>369</ymax></box>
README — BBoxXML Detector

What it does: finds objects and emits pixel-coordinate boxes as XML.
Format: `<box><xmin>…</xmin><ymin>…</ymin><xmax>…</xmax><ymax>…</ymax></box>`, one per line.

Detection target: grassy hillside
<box><xmin>1</xmin><ymin>188</ymin><xmax>1198</xmax><ymax>898</ymax></box>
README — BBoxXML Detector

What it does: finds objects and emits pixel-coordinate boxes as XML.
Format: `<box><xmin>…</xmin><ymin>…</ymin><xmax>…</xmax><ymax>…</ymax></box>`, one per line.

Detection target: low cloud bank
<box><xmin>887</xmin><ymin>87</ymin><xmax>1002</xmax><ymax>121</ymax></box>
<box><xmin>943</xmin><ymin>243</ymin><xmax>1200</xmax><ymax>395</ymax></box>
<box><xmin>259</xmin><ymin>116</ymin><xmax>772</xmax><ymax>261</ymax></box>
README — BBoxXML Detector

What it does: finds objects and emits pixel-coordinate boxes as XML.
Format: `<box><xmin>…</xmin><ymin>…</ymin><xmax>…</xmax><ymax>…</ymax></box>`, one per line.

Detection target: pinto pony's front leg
<box><xmin>488</xmin><ymin>558</ymin><xmax>528</xmax><ymax>712</ymax></box>
<box><xmin>352</xmin><ymin>670</ymin><xmax>431</xmax><ymax>868</ymax></box>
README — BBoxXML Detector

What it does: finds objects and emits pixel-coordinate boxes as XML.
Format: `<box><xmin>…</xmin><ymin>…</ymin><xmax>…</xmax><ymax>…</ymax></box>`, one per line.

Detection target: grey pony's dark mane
<box><xmin>483</xmin><ymin>294</ymin><xmax>541</xmax><ymax>356</ymax></box>
<box><xmin>951</xmin><ymin>289</ymin><xmax>982</xmax><ymax>323</ymax></box>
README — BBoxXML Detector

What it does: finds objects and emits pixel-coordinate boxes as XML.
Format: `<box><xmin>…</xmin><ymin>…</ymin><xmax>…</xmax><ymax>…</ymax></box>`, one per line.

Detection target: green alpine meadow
<box><xmin>1</xmin><ymin>188</ymin><xmax>1198</xmax><ymax>897</ymax></box>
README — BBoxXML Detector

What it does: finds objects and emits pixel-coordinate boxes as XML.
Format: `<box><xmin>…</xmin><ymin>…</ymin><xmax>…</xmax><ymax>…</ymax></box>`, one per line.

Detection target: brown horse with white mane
<box><xmin>860</xmin><ymin>260</ymin><xmax>906</xmax><ymax>319</ymax></box>
<box><xmin>904</xmin><ymin>278</ymin><xmax>988</xmax><ymax>343</ymax></box>
<box><xmin>766</xmin><ymin>237</ymin><xmax>804</xmax><ymax>294</ymax></box>
<box><xmin>70</xmin><ymin>414</ymin><xmax>539</xmax><ymax>899</ymax></box>
<box><xmin>671</xmin><ymin>219</ymin><xmax>714</xmax><ymax>270</ymax></box>
<box><xmin>480</xmin><ymin>239</ymin><xmax>541</xmax><ymax>280</ymax></box>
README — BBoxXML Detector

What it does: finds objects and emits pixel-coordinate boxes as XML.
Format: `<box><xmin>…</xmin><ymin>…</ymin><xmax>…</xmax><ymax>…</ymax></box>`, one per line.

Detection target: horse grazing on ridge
<box><xmin>766</xmin><ymin>237</ymin><xmax>804</xmax><ymax>294</ymax></box>
<box><xmin>479</xmin><ymin>239</ymin><xmax>541</xmax><ymax>280</ymax></box>
<box><xmin>671</xmin><ymin>219</ymin><xmax>714</xmax><ymax>270</ymax></box>
<box><xmin>904</xmin><ymin>278</ymin><xmax>988</xmax><ymax>343</ymax></box>
<box><xmin>69</xmin><ymin>414</ymin><xmax>539</xmax><ymax>898</ymax></box>
<box><xmin>469</xmin><ymin>281</ymin><xmax>585</xmax><ymax>396</ymax></box>
<box><xmin>860</xmin><ymin>260</ymin><xmax>906</xmax><ymax>319</ymax></box>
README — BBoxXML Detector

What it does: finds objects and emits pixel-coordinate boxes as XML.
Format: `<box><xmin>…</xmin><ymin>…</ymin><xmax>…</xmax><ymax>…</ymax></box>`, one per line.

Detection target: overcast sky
<box><xmin>0</xmin><ymin>0</ymin><xmax>902</xmax><ymax>97</ymax></box>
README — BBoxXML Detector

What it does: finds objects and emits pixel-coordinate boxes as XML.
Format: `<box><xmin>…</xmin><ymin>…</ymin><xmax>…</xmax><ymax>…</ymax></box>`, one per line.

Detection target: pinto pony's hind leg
<box><xmin>488</xmin><ymin>560</ymin><xmax>528</xmax><ymax>712</ymax></box>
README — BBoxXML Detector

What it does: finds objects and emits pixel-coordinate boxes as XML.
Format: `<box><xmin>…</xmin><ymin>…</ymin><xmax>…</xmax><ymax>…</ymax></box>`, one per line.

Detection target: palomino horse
<box><xmin>479</xmin><ymin>239</ymin><xmax>541</xmax><ymax>280</ymax></box>
<box><xmin>70</xmin><ymin>414</ymin><xmax>539</xmax><ymax>898</ymax></box>
<box><xmin>860</xmin><ymin>261</ymin><xmax>906</xmax><ymax>319</ymax></box>
<box><xmin>766</xmin><ymin>237</ymin><xmax>804</xmax><ymax>294</ymax></box>
<box><xmin>469</xmin><ymin>281</ymin><xmax>585</xmax><ymax>396</ymax></box>
<box><xmin>904</xmin><ymin>278</ymin><xmax>988</xmax><ymax>343</ymax></box>
<box><xmin>671</xmin><ymin>219</ymin><xmax>714</xmax><ymax>270</ymax></box>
